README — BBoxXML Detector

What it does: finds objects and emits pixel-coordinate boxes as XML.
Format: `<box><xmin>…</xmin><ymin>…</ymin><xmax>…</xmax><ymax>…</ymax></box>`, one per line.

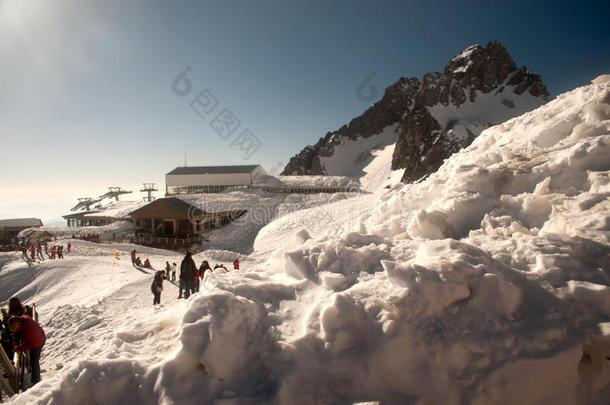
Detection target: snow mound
<box><xmin>7</xmin><ymin>77</ymin><xmax>610</xmax><ymax>404</ymax></box>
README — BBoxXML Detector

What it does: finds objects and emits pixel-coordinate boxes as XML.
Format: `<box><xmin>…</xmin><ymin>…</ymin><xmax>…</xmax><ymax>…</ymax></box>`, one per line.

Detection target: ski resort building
<box><xmin>0</xmin><ymin>218</ymin><xmax>43</xmax><ymax>242</ymax></box>
<box><xmin>253</xmin><ymin>175</ymin><xmax>360</xmax><ymax>194</ymax></box>
<box><xmin>63</xmin><ymin>201</ymin><xmax>147</xmax><ymax>227</ymax></box>
<box><xmin>130</xmin><ymin>197</ymin><xmax>246</xmax><ymax>249</ymax></box>
<box><xmin>165</xmin><ymin>165</ymin><xmax>266</xmax><ymax>195</ymax></box>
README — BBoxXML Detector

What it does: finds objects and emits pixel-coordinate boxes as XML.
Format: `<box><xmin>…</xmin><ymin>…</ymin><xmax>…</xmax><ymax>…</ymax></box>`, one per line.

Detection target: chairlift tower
<box><xmin>72</xmin><ymin>198</ymin><xmax>96</xmax><ymax>211</ymax></box>
<box><xmin>99</xmin><ymin>187</ymin><xmax>132</xmax><ymax>201</ymax></box>
<box><xmin>141</xmin><ymin>183</ymin><xmax>158</xmax><ymax>202</ymax></box>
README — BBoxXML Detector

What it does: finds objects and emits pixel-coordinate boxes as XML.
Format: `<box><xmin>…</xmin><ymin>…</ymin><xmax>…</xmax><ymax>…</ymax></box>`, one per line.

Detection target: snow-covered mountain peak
<box><xmin>283</xmin><ymin>41</ymin><xmax>549</xmax><ymax>186</ymax></box>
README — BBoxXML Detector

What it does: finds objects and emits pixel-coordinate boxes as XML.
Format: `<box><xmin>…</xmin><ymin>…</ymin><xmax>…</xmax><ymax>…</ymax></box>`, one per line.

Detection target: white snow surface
<box><xmin>1</xmin><ymin>77</ymin><xmax>610</xmax><ymax>404</ymax></box>
<box><xmin>319</xmin><ymin>123</ymin><xmax>400</xmax><ymax>178</ymax></box>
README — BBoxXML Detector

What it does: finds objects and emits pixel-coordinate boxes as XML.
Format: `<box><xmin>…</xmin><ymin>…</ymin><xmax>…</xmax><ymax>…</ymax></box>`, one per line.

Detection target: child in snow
<box><xmin>135</xmin><ymin>257</ymin><xmax>142</xmax><ymax>266</ymax></box>
<box><xmin>144</xmin><ymin>258</ymin><xmax>151</xmax><ymax>268</ymax></box>
<box><xmin>165</xmin><ymin>261</ymin><xmax>171</xmax><ymax>279</ymax></box>
<box><xmin>233</xmin><ymin>259</ymin><xmax>240</xmax><ymax>270</ymax></box>
<box><xmin>57</xmin><ymin>245</ymin><xmax>64</xmax><ymax>259</ymax></box>
<box><xmin>67</xmin><ymin>243</ymin><xmax>71</xmax><ymax>253</ymax></box>
<box><xmin>151</xmin><ymin>270</ymin><xmax>165</xmax><ymax>306</ymax></box>
<box><xmin>36</xmin><ymin>242</ymin><xmax>44</xmax><ymax>261</ymax></box>
<box><xmin>50</xmin><ymin>246</ymin><xmax>56</xmax><ymax>259</ymax></box>
<box><xmin>171</xmin><ymin>263</ymin><xmax>177</xmax><ymax>281</ymax></box>
<box><xmin>130</xmin><ymin>250</ymin><xmax>137</xmax><ymax>266</ymax></box>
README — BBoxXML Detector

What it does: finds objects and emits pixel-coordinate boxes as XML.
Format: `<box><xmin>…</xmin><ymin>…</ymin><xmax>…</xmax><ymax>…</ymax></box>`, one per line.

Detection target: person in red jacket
<box><xmin>8</xmin><ymin>315</ymin><xmax>46</xmax><ymax>385</ymax></box>
<box><xmin>233</xmin><ymin>259</ymin><xmax>240</xmax><ymax>270</ymax></box>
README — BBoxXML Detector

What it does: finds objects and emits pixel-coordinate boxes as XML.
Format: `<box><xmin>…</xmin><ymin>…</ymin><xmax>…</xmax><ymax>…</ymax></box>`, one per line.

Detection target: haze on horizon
<box><xmin>1</xmin><ymin>0</ymin><xmax>608</xmax><ymax>222</ymax></box>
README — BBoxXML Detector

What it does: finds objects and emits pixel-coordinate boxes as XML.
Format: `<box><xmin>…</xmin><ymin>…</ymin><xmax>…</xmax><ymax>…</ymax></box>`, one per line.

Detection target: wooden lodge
<box><xmin>0</xmin><ymin>218</ymin><xmax>43</xmax><ymax>243</ymax></box>
<box><xmin>130</xmin><ymin>197</ymin><xmax>246</xmax><ymax>249</ymax></box>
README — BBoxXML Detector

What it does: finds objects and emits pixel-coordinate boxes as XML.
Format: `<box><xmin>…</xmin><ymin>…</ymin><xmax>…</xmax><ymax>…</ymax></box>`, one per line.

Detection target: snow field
<box><xmin>2</xmin><ymin>76</ymin><xmax>609</xmax><ymax>404</ymax></box>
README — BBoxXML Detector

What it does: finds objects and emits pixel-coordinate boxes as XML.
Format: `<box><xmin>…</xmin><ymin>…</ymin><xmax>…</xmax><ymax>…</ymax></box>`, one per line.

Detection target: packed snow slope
<box><xmin>3</xmin><ymin>76</ymin><xmax>610</xmax><ymax>404</ymax></box>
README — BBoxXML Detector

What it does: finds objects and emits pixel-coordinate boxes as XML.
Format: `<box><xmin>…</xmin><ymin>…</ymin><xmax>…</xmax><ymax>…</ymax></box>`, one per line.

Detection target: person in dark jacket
<box><xmin>180</xmin><ymin>252</ymin><xmax>197</xmax><ymax>299</ymax></box>
<box><xmin>165</xmin><ymin>261</ymin><xmax>171</xmax><ymax>279</ymax></box>
<box><xmin>151</xmin><ymin>271</ymin><xmax>165</xmax><ymax>306</ymax></box>
<box><xmin>8</xmin><ymin>315</ymin><xmax>46</xmax><ymax>385</ymax></box>
<box><xmin>0</xmin><ymin>308</ymin><xmax>15</xmax><ymax>364</ymax></box>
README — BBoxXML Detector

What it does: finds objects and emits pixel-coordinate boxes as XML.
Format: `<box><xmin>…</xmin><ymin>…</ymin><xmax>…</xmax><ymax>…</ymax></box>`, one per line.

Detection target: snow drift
<box><xmin>5</xmin><ymin>76</ymin><xmax>610</xmax><ymax>404</ymax></box>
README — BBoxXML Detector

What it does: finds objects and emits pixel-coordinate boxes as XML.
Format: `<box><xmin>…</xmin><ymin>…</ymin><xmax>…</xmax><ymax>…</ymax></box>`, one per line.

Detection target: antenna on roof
<box><xmin>141</xmin><ymin>183</ymin><xmax>158</xmax><ymax>202</ymax></box>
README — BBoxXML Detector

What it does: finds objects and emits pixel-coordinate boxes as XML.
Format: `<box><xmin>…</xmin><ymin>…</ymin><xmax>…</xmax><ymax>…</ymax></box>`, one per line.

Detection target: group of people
<box><xmin>130</xmin><ymin>250</ymin><xmax>152</xmax><ymax>268</ymax></box>
<box><xmin>148</xmin><ymin>252</ymin><xmax>240</xmax><ymax>306</ymax></box>
<box><xmin>0</xmin><ymin>296</ymin><xmax>46</xmax><ymax>388</ymax></box>
<box><xmin>20</xmin><ymin>238</ymin><xmax>71</xmax><ymax>262</ymax></box>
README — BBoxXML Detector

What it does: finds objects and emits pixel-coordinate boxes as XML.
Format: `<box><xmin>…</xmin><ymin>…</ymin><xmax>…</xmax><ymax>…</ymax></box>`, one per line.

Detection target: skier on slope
<box><xmin>36</xmin><ymin>242</ymin><xmax>44</xmax><ymax>261</ymax></box>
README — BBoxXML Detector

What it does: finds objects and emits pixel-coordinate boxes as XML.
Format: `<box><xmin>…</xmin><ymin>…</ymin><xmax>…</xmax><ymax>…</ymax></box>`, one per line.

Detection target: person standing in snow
<box><xmin>130</xmin><ymin>250</ymin><xmax>137</xmax><ymax>266</ymax></box>
<box><xmin>57</xmin><ymin>245</ymin><xmax>64</xmax><ymax>259</ymax></box>
<box><xmin>180</xmin><ymin>252</ymin><xmax>197</xmax><ymax>299</ymax></box>
<box><xmin>50</xmin><ymin>246</ymin><xmax>56</xmax><ymax>259</ymax></box>
<box><xmin>67</xmin><ymin>243</ymin><xmax>71</xmax><ymax>253</ymax></box>
<box><xmin>43</xmin><ymin>240</ymin><xmax>48</xmax><ymax>257</ymax></box>
<box><xmin>0</xmin><ymin>308</ymin><xmax>15</xmax><ymax>364</ymax></box>
<box><xmin>171</xmin><ymin>262</ymin><xmax>177</xmax><ymax>281</ymax></box>
<box><xmin>8</xmin><ymin>315</ymin><xmax>46</xmax><ymax>385</ymax></box>
<box><xmin>30</xmin><ymin>244</ymin><xmax>35</xmax><ymax>261</ymax></box>
<box><xmin>36</xmin><ymin>242</ymin><xmax>44</xmax><ymax>261</ymax></box>
<box><xmin>233</xmin><ymin>259</ymin><xmax>240</xmax><ymax>270</ymax></box>
<box><xmin>165</xmin><ymin>261</ymin><xmax>171</xmax><ymax>279</ymax></box>
<box><xmin>151</xmin><ymin>270</ymin><xmax>165</xmax><ymax>306</ymax></box>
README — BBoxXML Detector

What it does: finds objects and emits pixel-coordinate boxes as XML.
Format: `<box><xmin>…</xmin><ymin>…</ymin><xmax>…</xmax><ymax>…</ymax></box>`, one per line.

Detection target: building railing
<box><xmin>132</xmin><ymin>234</ymin><xmax>207</xmax><ymax>249</ymax></box>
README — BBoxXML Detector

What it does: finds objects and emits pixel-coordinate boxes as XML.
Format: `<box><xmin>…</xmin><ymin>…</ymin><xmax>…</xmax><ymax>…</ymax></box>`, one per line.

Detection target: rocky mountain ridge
<box><xmin>282</xmin><ymin>40</ymin><xmax>550</xmax><ymax>183</ymax></box>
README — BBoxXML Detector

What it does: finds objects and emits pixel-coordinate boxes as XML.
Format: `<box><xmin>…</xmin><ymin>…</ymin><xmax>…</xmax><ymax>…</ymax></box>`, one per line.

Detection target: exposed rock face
<box><xmin>283</xmin><ymin>40</ymin><xmax>550</xmax><ymax>182</ymax></box>
<box><xmin>393</xmin><ymin>41</ymin><xmax>549</xmax><ymax>182</ymax></box>
<box><xmin>282</xmin><ymin>77</ymin><xmax>421</xmax><ymax>175</ymax></box>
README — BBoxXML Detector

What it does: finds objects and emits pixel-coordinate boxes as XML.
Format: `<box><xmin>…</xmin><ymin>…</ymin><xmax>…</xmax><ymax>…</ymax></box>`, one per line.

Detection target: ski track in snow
<box><xmin>1</xmin><ymin>76</ymin><xmax>610</xmax><ymax>404</ymax></box>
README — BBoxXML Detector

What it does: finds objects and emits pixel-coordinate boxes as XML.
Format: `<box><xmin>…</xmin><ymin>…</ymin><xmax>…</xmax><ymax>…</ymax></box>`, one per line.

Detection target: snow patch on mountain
<box><xmin>319</xmin><ymin>123</ymin><xmax>399</xmax><ymax>177</ymax></box>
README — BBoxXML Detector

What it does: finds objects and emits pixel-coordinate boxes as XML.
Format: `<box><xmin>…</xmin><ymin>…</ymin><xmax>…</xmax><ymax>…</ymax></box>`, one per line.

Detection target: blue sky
<box><xmin>1</xmin><ymin>0</ymin><xmax>609</xmax><ymax>222</ymax></box>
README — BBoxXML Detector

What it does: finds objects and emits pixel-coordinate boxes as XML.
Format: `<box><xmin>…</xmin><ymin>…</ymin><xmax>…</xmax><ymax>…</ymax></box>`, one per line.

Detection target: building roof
<box><xmin>166</xmin><ymin>165</ymin><xmax>261</xmax><ymax>176</ymax></box>
<box><xmin>130</xmin><ymin>197</ymin><xmax>205</xmax><ymax>217</ymax></box>
<box><xmin>0</xmin><ymin>218</ymin><xmax>43</xmax><ymax>228</ymax></box>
